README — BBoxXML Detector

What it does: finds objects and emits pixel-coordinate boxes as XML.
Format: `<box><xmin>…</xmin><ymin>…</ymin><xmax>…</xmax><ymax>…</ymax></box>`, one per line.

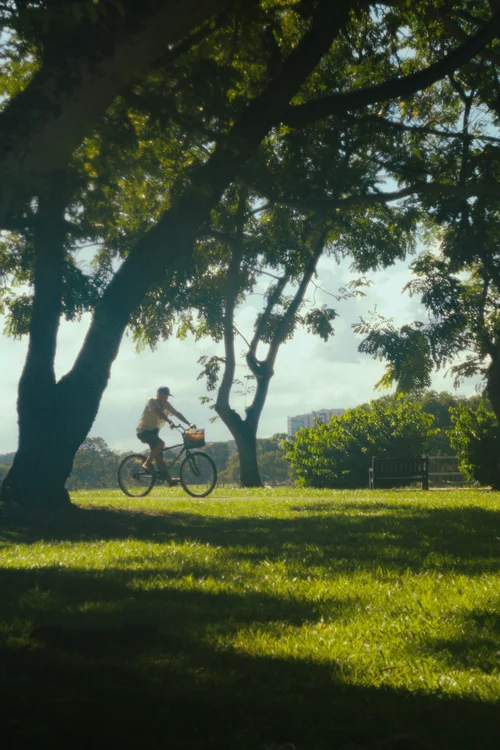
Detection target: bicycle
<box><xmin>118</xmin><ymin>425</ymin><xmax>217</xmax><ymax>498</ymax></box>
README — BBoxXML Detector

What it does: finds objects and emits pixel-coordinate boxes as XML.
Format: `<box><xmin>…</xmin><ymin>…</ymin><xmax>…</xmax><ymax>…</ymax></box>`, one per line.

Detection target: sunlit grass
<box><xmin>0</xmin><ymin>488</ymin><xmax>499</xmax><ymax>748</ymax></box>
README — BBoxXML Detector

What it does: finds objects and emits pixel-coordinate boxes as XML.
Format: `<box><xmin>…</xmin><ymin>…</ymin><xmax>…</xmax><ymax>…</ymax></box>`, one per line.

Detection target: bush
<box><xmin>448</xmin><ymin>403</ymin><xmax>500</xmax><ymax>489</ymax></box>
<box><xmin>283</xmin><ymin>398</ymin><xmax>437</xmax><ymax>489</ymax></box>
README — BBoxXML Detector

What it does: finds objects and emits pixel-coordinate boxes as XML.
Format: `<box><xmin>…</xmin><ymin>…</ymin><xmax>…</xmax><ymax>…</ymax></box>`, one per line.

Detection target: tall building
<box><xmin>287</xmin><ymin>408</ymin><xmax>346</xmax><ymax>437</ymax></box>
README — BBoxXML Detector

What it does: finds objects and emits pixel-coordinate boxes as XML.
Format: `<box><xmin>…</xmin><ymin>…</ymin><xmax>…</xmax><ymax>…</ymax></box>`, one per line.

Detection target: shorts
<box><xmin>136</xmin><ymin>429</ymin><xmax>162</xmax><ymax>448</ymax></box>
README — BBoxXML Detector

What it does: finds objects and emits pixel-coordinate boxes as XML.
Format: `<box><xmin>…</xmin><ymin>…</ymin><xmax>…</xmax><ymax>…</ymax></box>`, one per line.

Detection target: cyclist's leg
<box><xmin>137</xmin><ymin>430</ymin><xmax>163</xmax><ymax>472</ymax></box>
<box><xmin>153</xmin><ymin>441</ymin><xmax>166</xmax><ymax>472</ymax></box>
<box><xmin>138</xmin><ymin>430</ymin><xmax>178</xmax><ymax>484</ymax></box>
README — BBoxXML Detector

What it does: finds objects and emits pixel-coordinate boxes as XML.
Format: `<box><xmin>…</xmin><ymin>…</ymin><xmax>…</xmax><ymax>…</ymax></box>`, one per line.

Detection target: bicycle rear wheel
<box><xmin>180</xmin><ymin>452</ymin><xmax>217</xmax><ymax>497</ymax></box>
<box><xmin>118</xmin><ymin>454</ymin><xmax>155</xmax><ymax>497</ymax></box>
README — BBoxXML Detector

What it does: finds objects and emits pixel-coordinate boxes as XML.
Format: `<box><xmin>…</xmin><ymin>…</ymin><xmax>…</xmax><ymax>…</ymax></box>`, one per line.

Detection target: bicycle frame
<box><xmin>161</xmin><ymin>441</ymin><xmax>187</xmax><ymax>473</ymax></box>
<box><xmin>158</xmin><ymin>425</ymin><xmax>199</xmax><ymax>475</ymax></box>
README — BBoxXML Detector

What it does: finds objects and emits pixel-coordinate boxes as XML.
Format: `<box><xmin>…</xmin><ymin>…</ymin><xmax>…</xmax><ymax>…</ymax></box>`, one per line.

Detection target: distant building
<box><xmin>287</xmin><ymin>408</ymin><xmax>346</xmax><ymax>437</ymax></box>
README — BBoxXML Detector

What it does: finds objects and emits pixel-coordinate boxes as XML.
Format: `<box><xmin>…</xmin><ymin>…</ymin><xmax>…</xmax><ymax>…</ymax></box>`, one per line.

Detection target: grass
<box><xmin>0</xmin><ymin>487</ymin><xmax>499</xmax><ymax>749</ymax></box>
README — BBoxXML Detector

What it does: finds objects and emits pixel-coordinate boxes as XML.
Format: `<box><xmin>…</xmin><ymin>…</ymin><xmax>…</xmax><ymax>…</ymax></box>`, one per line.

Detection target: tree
<box><xmin>352</xmin><ymin>4</ymin><xmax>500</xmax><ymax>428</ymax></box>
<box><xmin>195</xmin><ymin>210</ymin><xmax>340</xmax><ymax>487</ymax></box>
<box><xmin>283</xmin><ymin>398</ymin><xmax>437</xmax><ymax>489</ymax></box>
<box><xmin>449</xmin><ymin>402</ymin><xmax>500</xmax><ymax>489</ymax></box>
<box><xmin>357</xmin><ymin>245</ymin><xmax>500</xmax><ymax>414</ymax></box>
<box><xmin>2</xmin><ymin>0</ymin><xmax>500</xmax><ymax>512</ymax></box>
<box><xmin>2</xmin><ymin>1</ymin><xmax>350</xmax><ymax>510</ymax></box>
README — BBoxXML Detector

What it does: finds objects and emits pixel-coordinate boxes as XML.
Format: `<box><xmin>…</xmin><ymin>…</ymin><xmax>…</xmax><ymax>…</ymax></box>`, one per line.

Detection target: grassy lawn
<box><xmin>0</xmin><ymin>487</ymin><xmax>499</xmax><ymax>749</ymax></box>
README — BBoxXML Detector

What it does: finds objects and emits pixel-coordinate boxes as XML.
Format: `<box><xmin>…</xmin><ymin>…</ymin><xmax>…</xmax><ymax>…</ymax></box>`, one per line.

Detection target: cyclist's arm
<box><xmin>167</xmin><ymin>406</ymin><xmax>191</xmax><ymax>427</ymax></box>
<box><xmin>154</xmin><ymin>406</ymin><xmax>190</xmax><ymax>427</ymax></box>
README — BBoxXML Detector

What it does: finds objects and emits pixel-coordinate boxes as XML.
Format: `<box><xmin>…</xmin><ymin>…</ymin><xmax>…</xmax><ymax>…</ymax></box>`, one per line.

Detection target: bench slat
<box><xmin>369</xmin><ymin>456</ymin><xmax>429</xmax><ymax>490</ymax></box>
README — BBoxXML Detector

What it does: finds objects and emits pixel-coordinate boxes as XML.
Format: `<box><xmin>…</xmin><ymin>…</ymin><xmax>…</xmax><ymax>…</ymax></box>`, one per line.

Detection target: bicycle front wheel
<box><xmin>118</xmin><ymin>454</ymin><xmax>155</xmax><ymax>497</ymax></box>
<box><xmin>180</xmin><ymin>452</ymin><xmax>217</xmax><ymax>498</ymax></box>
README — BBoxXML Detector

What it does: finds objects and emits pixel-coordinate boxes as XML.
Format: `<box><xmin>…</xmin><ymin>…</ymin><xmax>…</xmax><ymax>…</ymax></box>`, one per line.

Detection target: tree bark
<box><xmin>486</xmin><ymin>341</ymin><xmax>500</xmax><ymax>425</ymax></box>
<box><xmin>1</xmin><ymin>177</ymin><xmax>74</xmax><ymax>511</ymax></box>
<box><xmin>233</xmin><ymin>421</ymin><xmax>262</xmax><ymax>487</ymax></box>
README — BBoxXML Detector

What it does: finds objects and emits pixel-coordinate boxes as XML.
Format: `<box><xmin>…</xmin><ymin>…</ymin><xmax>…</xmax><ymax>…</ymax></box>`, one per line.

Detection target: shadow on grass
<box><xmin>1</xmin><ymin>502</ymin><xmax>498</xmax><ymax>575</ymax></box>
<box><xmin>0</xmin><ymin>565</ymin><xmax>499</xmax><ymax>750</ymax></box>
<box><xmin>416</xmin><ymin>608</ymin><xmax>500</xmax><ymax>675</ymax></box>
<box><xmin>1</xmin><ymin>501</ymin><xmax>499</xmax><ymax>748</ymax></box>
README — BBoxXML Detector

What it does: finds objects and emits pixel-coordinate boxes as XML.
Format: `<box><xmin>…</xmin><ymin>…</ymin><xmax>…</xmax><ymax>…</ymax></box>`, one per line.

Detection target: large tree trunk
<box><xmin>486</xmin><ymin>342</ymin><xmax>500</xmax><ymax>425</ymax></box>
<box><xmin>1</xmin><ymin>177</ymin><xmax>75</xmax><ymax>512</ymax></box>
<box><xmin>3</xmin><ymin>390</ymin><xmax>87</xmax><ymax>512</ymax></box>
<box><xmin>485</xmin><ymin>341</ymin><xmax>500</xmax><ymax>489</ymax></box>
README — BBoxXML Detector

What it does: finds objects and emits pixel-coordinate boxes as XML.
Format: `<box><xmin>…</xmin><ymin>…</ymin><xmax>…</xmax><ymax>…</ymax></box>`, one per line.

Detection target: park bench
<box><xmin>368</xmin><ymin>456</ymin><xmax>429</xmax><ymax>490</ymax></box>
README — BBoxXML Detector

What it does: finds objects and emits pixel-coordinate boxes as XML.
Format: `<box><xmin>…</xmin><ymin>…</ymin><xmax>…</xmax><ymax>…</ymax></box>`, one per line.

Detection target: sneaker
<box><xmin>156</xmin><ymin>471</ymin><xmax>178</xmax><ymax>486</ymax></box>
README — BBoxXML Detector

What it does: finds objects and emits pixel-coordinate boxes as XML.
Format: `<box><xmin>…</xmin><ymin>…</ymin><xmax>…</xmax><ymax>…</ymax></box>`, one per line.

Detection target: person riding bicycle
<box><xmin>136</xmin><ymin>386</ymin><xmax>194</xmax><ymax>486</ymax></box>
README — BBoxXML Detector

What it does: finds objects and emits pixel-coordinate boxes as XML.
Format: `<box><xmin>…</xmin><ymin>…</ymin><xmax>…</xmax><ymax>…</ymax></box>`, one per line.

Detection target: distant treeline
<box><xmin>0</xmin><ymin>391</ymin><xmax>488</xmax><ymax>490</ymax></box>
<box><xmin>0</xmin><ymin>433</ymin><xmax>291</xmax><ymax>490</ymax></box>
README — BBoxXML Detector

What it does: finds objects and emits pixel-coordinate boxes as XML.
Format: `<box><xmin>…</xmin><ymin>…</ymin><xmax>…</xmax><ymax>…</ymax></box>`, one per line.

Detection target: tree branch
<box><xmin>269</xmin><ymin>180</ymin><xmax>500</xmax><ymax>212</ymax></box>
<box><xmin>0</xmin><ymin>0</ymin><xmax>229</xmax><ymax>227</ymax></box>
<box><xmin>248</xmin><ymin>274</ymin><xmax>288</xmax><ymax>361</ymax></box>
<box><xmin>282</xmin><ymin>11</ymin><xmax>500</xmax><ymax>127</ymax></box>
<box><xmin>266</xmin><ymin>229</ymin><xmax>326</xmax><ymax>368</ymax></box>
<box><xmin>343</xmin><ymin>113</ymin><xmax>500</xmax><ymax>143</ymax></box>
<box><xmin>55</xmin><ymin>0</ymin><xmax>355</xmax><ymax>431</ymax></box>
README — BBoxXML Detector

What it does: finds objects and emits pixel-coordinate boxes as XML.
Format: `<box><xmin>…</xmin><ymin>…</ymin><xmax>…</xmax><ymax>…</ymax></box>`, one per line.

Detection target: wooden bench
<box><xmin>368</xmin><ymin>456</ymin><xmax>429</xmax><ymax>490</ymax></box>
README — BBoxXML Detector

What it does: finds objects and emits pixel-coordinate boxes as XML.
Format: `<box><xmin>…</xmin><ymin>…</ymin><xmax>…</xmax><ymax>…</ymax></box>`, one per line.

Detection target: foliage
<box><xmin>203</xmin><ymin>440</ymin><xmax>234</xmax><ymax>474</ymax></box>
<box><xmin>355</xmin><ymin>246</ymin><xmax>500</xmax><ymax>392</ymax></box>
<box><xmin>283</xmin><ymin>398</ymin><xmax>437</xmax><ymax>489</ymax></box>
<box><xmin>352</xmin><ymin>12</ymin><xmax>500</xmax><ymax>418</ymax></box>
<box><xmin>448</xmin><ymin>402</ymin><xmax>500</xmax><ymax>489</ymax></box>
<box><xmin>66</xmin><ymin>437</ymin><xmax>123</xmax><ymax>490</ymax></box>
<box><xmin>373</xmin><ymin>390</ymin><xmax>484</xmax><ymax>456</ymax></box>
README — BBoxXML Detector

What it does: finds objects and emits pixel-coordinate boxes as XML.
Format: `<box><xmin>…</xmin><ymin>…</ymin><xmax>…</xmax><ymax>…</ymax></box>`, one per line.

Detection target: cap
<box><xmin>157</xmin><ymin>386</ymin><xmax>174</xmax><ymax>397</ymax></box>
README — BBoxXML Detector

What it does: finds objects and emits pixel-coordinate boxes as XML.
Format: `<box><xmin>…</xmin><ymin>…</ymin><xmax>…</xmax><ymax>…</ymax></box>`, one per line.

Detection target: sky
<box><xmin>0</xmin><ymin>253</ymin><xmax>481</xmax><ymax>455</ymax></box>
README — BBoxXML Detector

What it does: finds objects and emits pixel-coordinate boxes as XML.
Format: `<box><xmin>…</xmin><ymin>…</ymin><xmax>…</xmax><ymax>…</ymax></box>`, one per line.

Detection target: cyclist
<box><xmin>136</xmin><ymin>386</ymin><xmax>194</xmax><ymax>486</ymax></box>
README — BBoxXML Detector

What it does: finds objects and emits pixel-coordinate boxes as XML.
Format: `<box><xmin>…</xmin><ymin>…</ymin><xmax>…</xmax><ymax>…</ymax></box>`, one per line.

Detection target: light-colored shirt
<box><xmin>136</xmin><ymin>398</ymin><xmax>173</xmax><ymax>433</ymax></box>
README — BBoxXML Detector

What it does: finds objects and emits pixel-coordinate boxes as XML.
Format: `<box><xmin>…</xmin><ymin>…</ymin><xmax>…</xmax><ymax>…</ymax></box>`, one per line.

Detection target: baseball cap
<box><xmin>157</xmin><ymin>386</ymin><xmax>173</xmax><ymax>397</ymax></box>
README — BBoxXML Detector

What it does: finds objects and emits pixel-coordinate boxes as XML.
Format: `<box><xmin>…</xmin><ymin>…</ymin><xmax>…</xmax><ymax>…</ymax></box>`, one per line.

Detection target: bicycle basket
<box><xmin>183</xmin><ymin>428</ymin><xmax>205</xmax><ymax>449</ymax></box>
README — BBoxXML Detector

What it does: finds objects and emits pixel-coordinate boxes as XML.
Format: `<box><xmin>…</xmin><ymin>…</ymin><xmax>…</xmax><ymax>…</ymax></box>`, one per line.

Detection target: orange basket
<box><xmin>183</xmin><ymin>428</ymin><xmax>205</xmax><ymax>449</ymax></box>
